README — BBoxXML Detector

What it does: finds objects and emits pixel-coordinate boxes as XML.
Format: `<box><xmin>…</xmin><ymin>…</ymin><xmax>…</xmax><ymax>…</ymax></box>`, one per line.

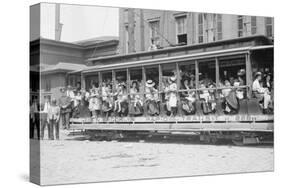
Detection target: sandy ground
<box><xmin>35</xmin><ymin>130</ymin><xmax>274</xmax><ymax>185</ymax></box>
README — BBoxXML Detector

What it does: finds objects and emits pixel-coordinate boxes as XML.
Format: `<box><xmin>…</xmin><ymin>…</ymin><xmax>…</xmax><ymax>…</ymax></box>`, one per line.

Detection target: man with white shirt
<box><xmin>40</xmin><ymin>96</ymin><xmax>51</xmax><ymax>139</ymax></box>
<box><xmin>252</xmin><ymin>72</ymin><xmax>272</xmax><ymax>114</ymax></box>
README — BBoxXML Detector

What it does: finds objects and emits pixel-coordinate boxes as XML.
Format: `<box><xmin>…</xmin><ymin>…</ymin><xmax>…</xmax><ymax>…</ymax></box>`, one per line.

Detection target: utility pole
<box><xmin>55</xmin><ymin>3</ymin><xmax>63</xmax><ymax>41</ymax></box>
<box><xmin>128</xmin><ymin>8</ymin><xmax>135</xmax><ymax>53</ymax></box>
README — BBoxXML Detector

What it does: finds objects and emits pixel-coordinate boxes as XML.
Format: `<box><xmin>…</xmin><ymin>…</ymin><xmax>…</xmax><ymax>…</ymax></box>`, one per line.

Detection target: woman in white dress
<box><xmin>167</xmin><ymin>76</ymin><xmax>178</xmax><ymax>116</ymax></box>
<box><xmin>89</xmin><ymin>83</ymin><xmax>101</xmax><ymax>118</ymax></box>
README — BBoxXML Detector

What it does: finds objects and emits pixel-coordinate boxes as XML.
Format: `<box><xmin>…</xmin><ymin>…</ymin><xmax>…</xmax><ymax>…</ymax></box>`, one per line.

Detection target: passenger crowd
<box><xmin>30</xmin><ymin>68</ymin><xmax>274</xmax><ymax>140</ymax></box>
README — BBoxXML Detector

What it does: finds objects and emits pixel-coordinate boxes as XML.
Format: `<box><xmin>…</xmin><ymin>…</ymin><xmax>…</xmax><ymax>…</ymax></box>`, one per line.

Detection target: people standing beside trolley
<box><xmin>145</xmin><ymin>80</ymin><xmax>160</xmax><ymax>116</ymax></box>
<box><xmin>73</xmin><ymin>89</ymin><xmax>91</xmax><ymax>118</ymax></box>
<box><xmin>47</xmin><ymin>98</ymin><xmax>60</xmax><ymax>140</ymax></box>
<box><xmin>41</xmin><ymin>96</ymin><xmax>51</xmax><ymax>140</ymax></box>
<box><xmin>30</xmin><ymin>98</ymin><xmax>40</xmax><ymax>139</ymax></box>
<box><xmin>58</xmin><ymin>87</ymin><xmax>72</xmax><ymax>129</ymax></box>
<box><xmin>129</xmin><ymin>80</ymin><xmax>143</xmax><ymax>116</ymax></box>
<box><xmin>89</xmin><ymin>83</ymin><xmax>101</xmax><ymax>119</ymax></box>
<box><xmin>252</xmin><ymin>72</ymin><xmax>272</xmax><ymax>114</ymax></box>
<box><xmin>66</xmin><ymin>85</ymin><xmax>75</xmax><ymax>118</ymax></box>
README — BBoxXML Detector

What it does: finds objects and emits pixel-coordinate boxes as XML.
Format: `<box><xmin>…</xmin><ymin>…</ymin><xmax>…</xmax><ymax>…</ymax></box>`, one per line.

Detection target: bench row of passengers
<box><xmin>60</xmin><ymin>68</ymin><xmax>273</xmax><ymax>120</ymax></box>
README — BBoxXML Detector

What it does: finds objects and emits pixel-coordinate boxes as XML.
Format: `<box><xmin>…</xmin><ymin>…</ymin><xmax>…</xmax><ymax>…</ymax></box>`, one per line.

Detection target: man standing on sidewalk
<box><xmin>47</xmin><ymin>98</ymin><xmax>60</xmax><ymax>140</ymax></box>
<box><xmin>58</xmin><ymin>87</ymin><xmax>72</xmax><ymax>129</ymax></box>
<box><xmin>40</xmin><ymin>96</ymin><xmax>51</xmax><ymax>139</ymax></box>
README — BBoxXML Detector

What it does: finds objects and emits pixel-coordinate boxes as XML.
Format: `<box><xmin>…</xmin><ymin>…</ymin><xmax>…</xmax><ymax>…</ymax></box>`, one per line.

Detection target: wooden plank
<box><xmin>70</xmin><ymin>122</ymin><xmax>273</xmax><ymax>132</ymax></box>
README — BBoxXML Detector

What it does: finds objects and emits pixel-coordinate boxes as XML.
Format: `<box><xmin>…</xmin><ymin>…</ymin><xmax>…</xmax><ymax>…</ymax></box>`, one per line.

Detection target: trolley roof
<box><xmin>80</xmin><ymin>45</ymin><xmax>273</xmax><ymax>74</ymax></box>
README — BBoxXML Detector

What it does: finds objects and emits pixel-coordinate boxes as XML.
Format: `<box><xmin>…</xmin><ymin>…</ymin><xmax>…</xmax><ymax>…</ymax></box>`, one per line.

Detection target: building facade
<box><xmin>119</xmin><ymin>8</ymin><xmax>274</xmax><ymax>54</ymax></box>
<box><xmin>30</xmin><ymin>37</ymin><xmax>119</xmax><ymax>101</ymax></box>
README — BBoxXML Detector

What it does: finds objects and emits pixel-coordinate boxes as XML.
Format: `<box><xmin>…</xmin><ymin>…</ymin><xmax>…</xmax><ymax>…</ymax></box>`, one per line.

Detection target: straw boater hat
<box><xmin>255</xmin><ymin>72</ymin><xmax>262</xmax><ymax>78</ymax></box>
<box><xmin>237</xmin><ymin>69</ymin><xmax>246</xmax><ymax>76</ymax></box>
<box><xmin>146</xmin><ymin>80</ymin><xmax>155</xmax><ymax>87</ymax></box>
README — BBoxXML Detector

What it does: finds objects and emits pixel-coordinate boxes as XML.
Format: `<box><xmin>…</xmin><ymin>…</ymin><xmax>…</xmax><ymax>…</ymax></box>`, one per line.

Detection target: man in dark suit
<box><xmin>30</xmin><ymin>98</ymin><xmax>40</xmax><ymax>139</ymax></box>
<box><xmin>58</xmin><ymin>87</ymin><xmax>72</xmax><ymax>129</ymax></box>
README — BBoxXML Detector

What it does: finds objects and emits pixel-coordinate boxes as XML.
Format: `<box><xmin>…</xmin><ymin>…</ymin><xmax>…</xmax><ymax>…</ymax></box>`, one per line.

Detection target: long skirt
<box><xmin>181</xmin><ymin>99</ymin><xmax>195</xmax><ymax>115</ymax></box>
<box><xmin>129</xmin><ymin>101</ymin><xmax>143</xmax><ymax>116</ymax></box>
<box><xmin>118</xmin><ymin>101</ymin><xmax>128</xmax><ymax>116</ymax></box>
<box><xmin>225</xmin><ymin>91</ymin><xmax>238</xmax><ymax>110</ymax></box>
<box><xmin>146</xmin><ymin>100</ymin><xmax>160</xmax><ymax>116</ymax></box>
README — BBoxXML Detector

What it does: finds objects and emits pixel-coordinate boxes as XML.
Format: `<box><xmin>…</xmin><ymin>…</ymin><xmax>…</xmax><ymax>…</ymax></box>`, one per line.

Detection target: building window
<box><xmin>216</xmin><ymin>14</ymin><xmax>223</xmax><ymax>40</ymax></box>
<box><xmin>198</xmin><ymin>14</ymin><xmax>204</xmax><ymax>43</ymax></box>
<box><xmin>175</xmin><ymin>16</ymin><xmax>187</xmax><ymax>44</ymax></box>
<box><xmin>251</xmin><ymin>16</ymin><xmax>257</xmax><ymax>35</ymax></box>
<box><xmin>238</xmin><ymin>15</ymin><xmax>244</xmax><ymax>37</ymax></box>
<box><xmin>149</xmin><ymin>20</ymin><xmax>160</xmax><ymax>45</ymax></box>
<box><xmin>265</xmin><ymin>17</ymin><xmax>273</xmax><ymax>37</ymax></box>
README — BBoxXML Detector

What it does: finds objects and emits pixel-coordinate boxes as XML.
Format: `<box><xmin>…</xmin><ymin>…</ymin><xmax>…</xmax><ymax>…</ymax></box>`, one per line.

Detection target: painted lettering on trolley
<box><xmin>94</xmin><ymin>115</ymin><xmax>272</xmax><ymax>123</ymax></box>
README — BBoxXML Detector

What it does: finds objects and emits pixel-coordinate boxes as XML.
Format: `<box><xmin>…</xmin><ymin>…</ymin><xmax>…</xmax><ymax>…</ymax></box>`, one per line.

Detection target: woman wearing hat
<box><xmin>145</xmin><ymin>80</ymin><xmax>160</xmax><ymax>116</ymax></box>
<box><xmin>235</xmin><ymin>69</ymin><xmax>246</xmax><ymax>100</ymax></box>
<box><xmin>221</xmin><ymin>80</ymin><xmax>239</xmax><ymax>114</ymax></box>
<box><xmin>89</xmin><ymin>83</ymin><xmax>101</xmax><ymax>119</ymax></box>
<box><xmin>100</xmin><ymin>82</ymin><xmax>113</xmax><ymax>118</ymax></box>
<box><xmin>113</xmin><ymin>82</ymin><xmax>128</xmax><ymax>116</ymax></box>
<box><xmin>129</xmin><ymin>80</ymin><xmax>143</xmax><ymax>116</ymax></box>
<box><xmin>181</xmin><ymin>77</ymin><xmax>196</xmax><ymax>115</ymax></box>
<box><xmin>253</xmin><ymin>72</ymin><xmax>272</xmax><ymax>114</ymax></box>
<box><xmin>166</xmin><ymin>76</ymin><xmax>178</xmax><ymax>116</ymax></box>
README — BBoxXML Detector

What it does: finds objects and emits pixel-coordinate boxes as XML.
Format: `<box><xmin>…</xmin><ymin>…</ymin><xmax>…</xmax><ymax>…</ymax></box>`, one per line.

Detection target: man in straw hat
<box><xmin>58</xmin><ymin>87</ymin><xmax>72</xmax><ymax>129</ymax></box>
<box><xmin>252</xmin><ymin>72</ymin><xmax>272</xmax><ymax>114</ymax></box>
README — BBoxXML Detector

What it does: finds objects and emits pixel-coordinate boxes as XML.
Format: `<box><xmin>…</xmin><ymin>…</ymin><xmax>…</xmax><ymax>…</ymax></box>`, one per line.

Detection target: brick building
<box><xmin>119</xmin><ymin>8</ymin><xmax>274</xmax><ymax>54</ymax></box>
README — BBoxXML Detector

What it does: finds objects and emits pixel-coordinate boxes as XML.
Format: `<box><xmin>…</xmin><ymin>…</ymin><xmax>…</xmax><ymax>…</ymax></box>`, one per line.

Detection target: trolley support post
<box><xmin>112</xmin><ymin>70</ymin><xmax>116</xmax><ymax>92</ymax></box>
<box><xmin>195</xmin><ymin>60</ymin><xmax>199</xmax><ymax>100</ymax></box>
<box><xmin>195</xmin><ymin>60</ymin><xmax>199</xmax><ymax>89</ymax></box>
<box><xmin>245</xmin><ymin>52</ymin><xmax>252</xmax><ymax>98</ymax></box>
<box><xmin>81</xmin><ymin>73</ymin><xmax>86</xmax><ymax>90</ymax></box>
<box><xmin>142</xmin><ymin>66</ymin><xmax>147</xmax><ymax>116</ymax></box>
<box><xmin>215</xmin><ymin>57</ymin><xmax>220</xmax><ymax>87</ymax></box>
<box><xmin>127</xmin><ymin>68</ymin><xmax>130</xmax><ymax>93</ymax></box>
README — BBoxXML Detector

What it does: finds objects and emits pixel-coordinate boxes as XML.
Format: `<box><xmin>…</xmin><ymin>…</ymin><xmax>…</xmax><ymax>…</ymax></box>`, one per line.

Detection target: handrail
<box><xmin>82</xmin><ymin>85</ymin><xmax>250</xmax><ymax>99</ymax></box>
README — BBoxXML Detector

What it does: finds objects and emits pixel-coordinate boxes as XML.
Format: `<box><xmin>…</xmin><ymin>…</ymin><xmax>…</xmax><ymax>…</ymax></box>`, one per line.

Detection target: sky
<box><xmin>40</xmin><ymin>3</ymin><xmax>119</xmax><ymax>42</ymax></box>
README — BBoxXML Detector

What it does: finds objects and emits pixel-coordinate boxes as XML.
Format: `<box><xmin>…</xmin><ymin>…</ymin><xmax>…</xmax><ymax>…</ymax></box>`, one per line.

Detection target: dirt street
<box><xmin>36</xmin><ymin>131</ymin><xmax>274</xmax><ymax>185</ymax></box>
